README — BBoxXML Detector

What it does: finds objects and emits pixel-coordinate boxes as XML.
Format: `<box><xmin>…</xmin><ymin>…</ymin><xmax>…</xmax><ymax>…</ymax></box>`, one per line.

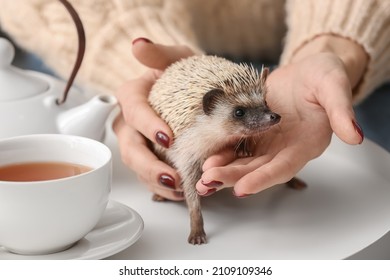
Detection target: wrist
<box><xmin>290</xmin><ymin>35</ymin><xmax>368</xmax><ymax>90</ymax></box>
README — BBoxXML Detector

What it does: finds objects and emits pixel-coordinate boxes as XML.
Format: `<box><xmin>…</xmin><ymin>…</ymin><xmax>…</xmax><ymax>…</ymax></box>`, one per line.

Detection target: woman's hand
<box><xmin>113</xmin><ymin>38</ymin><xmax>194</xmax><ymax>201</ymax></box>
<box><xmin>196</xmin><ymin>36</ymin><xmax>367</xmax><ymax>197</ymax></box>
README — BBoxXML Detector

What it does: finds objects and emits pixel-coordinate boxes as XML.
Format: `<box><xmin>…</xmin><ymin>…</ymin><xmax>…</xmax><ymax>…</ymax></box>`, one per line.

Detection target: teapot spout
<box><xmin>57</xmin><ymin>95</ymin><xmax>117</xmax><ymax>141</ymax></box>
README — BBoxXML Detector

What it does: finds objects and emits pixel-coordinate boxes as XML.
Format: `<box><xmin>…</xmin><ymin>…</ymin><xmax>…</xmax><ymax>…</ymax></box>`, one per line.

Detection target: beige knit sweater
<box><xmin>0</xmin><ymin>0</ymin><xmax>389</xmax><ymax>103</ymax></box>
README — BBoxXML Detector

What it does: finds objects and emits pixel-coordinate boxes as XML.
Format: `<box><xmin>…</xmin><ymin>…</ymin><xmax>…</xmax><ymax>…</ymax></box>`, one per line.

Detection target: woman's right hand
<box><xmin>113</xmin><ymin>38</ymin><xmax>194</xmax><ymax>201</ymax></box>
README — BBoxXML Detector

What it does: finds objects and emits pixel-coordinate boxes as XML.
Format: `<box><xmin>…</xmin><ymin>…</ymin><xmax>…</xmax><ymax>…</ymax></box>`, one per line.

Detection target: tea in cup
<box><xmin>0</xmin><ymin>134</ymin><xmax>112</xmax><ymax>255</ymax></box>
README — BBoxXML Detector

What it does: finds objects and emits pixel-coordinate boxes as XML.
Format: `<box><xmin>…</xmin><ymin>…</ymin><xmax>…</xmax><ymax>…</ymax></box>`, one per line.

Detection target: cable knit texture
<box><xmin>0</xmin><ymin>0</ymin><xmax>389</xmax><ymax>102</ymax></box>
<box><xmin>281</xmin><ymin>0</ymin><xmax>390</xmax><ymax>103</ymax></box>
<box><xmin>0</xmin><ymin>0</ymin><xmax>202</xmax><ymax>93</ymax></box>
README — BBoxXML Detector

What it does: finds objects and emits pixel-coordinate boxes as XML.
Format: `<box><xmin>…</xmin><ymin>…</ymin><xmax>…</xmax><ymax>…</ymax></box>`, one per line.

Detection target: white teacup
<box><xmin>0</xmin><ymin>134</ymin><xmax>111</xmax><ymax>255</ymax></box>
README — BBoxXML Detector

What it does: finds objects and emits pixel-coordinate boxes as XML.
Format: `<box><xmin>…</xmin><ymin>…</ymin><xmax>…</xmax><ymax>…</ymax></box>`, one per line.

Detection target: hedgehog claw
<box><xmin>188</xmin><ymin>230</ymin><xmax>207</xmax><ymax>245</ymax></box>
<box><xmin>152</xmin><ymin>193</ymin><xmax>167</xmax><ymax>202</ymax></box>
<box><xmin>236</xmin><ymin>149</ymin><xmax>253</xmax><ymax>158</ymax></box>
<box><xmin>286</xmin><ymin>177</ymin><xmax>307</xmax><ymax>190</ymax></box>
<box><xmin>236</xmin><ymin>139</ymin><xmax>253</xmax><ymax>158</ymax></box>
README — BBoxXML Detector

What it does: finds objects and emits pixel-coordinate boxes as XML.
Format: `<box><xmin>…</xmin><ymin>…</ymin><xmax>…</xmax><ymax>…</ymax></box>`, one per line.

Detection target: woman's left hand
<box><xmin>196</xmin><ymin>52</ymin><xmax>364</xmax><ymax>197</ymax></box>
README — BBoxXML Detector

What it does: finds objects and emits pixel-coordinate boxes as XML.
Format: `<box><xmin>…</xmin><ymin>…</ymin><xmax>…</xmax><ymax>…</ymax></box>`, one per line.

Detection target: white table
<box><xmin>104</xmin><ymin>126</ymin><xmax>390</xmax><ymax>260</ymax></box>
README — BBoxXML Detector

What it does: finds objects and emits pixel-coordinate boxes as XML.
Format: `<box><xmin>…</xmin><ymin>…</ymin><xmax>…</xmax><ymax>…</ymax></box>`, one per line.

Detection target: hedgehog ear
<box><xmin>260</xmin><ymin>66</ymin><xmax>269</xmax><ymax>85</ymax></box>
<box><xmin>203</xmin><ymin>89</ymin><xmax>225</xmax><ymax>115</ymax></box>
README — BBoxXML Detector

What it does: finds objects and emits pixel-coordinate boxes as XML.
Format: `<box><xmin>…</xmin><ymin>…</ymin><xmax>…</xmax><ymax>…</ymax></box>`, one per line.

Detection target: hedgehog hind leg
<box><xmin>165</xmin><ymin>138</ymin><xmax>207</xmax><ymax>244</ymax></box>
<box><xmin>186</xmin><ymin>190</ymin><xmax>207</xmax><ymax>245</ymax></box>
<box><xmin>188</xmin><ymin>214</ymin><xmax>206</xmax><ymax>245</ymax></box>
<box><xmin>179</xmin><ymin>163</ymin><xmax>207</xmax><ymax>245</ymax></box>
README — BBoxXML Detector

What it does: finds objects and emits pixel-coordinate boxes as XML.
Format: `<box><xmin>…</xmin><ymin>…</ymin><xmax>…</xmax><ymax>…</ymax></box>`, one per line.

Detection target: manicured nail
<box><xmin>232</xmin><ymin>190</ymin><xmax>252</xmax><ymax>199</ymax></box>
<box><xmin>352</xmin><ymin>120</ymin><xmax>364</xmax><ymax>144</ymax></box>
<box><xmin>198</xmin><ymin>188</ymin><xmax>217</xmax><ymax>197</ymax></box>
<box><xmin>201</xmin><ymin>180</ymin><xmax>223</xmax><ymax>188</ymax></box>
<box><xmin>132</xmin><ymin>37</ymin><xmax>153</xmax><ymax>45</ymax></box>
<box><xmin>159</xmin><ymin>174</ymin><xmax>175</xmax><ymax>189</ymax></box>
<box><xmin>155</xmin><ymin>131</ymin><xmax>170</xmax><ymax>148</ymax></box>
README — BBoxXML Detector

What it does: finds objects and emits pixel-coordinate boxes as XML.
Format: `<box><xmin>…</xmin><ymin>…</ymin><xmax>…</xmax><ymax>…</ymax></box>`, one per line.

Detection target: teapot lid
<box><xmin>0</xmin><ymin>38</ymin><xmax>49</xmax><ymax>101</ymax></box>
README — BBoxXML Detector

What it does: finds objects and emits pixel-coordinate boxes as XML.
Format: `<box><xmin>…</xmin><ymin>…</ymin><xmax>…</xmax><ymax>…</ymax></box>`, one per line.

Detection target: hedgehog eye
<box><xmin>233</xmin><ymin>107</ymin><xmax>246</xmax><ymax>118</ymax></box>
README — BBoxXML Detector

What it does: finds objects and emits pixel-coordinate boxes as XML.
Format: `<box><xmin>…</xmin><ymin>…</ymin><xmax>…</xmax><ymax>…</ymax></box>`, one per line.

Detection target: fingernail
<box><xmin>232</xmin><ymin>190</ymin><xmax>252</xmax><ymax>199</ymax></box>
<box><xmin>352</xmin><ymin>120</ymin><xmax>364</xmax><ymax>144</ymax></box>
<box><xmin>132</xmin><ymin>37</ymin><xmax>153</xmax><ymax>45</ymax></box>
<box><xmin>156</xmin><ymin>131</ymin><xmax>170</xmax><ymax>148</ymax></box>
<box><xmin>159</xmin><ymin>174</ymin><xmax>175</xmax><ymax>189</ymax></box>
<box><xmin>201</xmin><ymin>180</ymin><xmax>223</xmax><ymax>188</ymax></box>
<box><xmin>198</xmin><ymin>188</ymin><xmax>217</xmax><ymax>197</ymax></box>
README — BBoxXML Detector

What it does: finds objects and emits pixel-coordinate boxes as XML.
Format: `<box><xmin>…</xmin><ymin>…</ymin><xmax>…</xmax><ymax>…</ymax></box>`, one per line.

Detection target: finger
<box><xmin>123</xmin><ymin>134</ymin><xmax>180</xmax><ymax>190</ymax></box>
<box><xmin>318</xmin><ymin>72</ymin><xmax>364</xmax><ymax>145</ymax></box>
<box><xmin>127</xmin><ymin>138</ymin><xmax>184</xmax><ymax>201</ymax></box>
<box><xmin>132</xmin><ymin>38</ymin><xmax>194</xmax><ymax>70</ymax></box>
<box><xmin>114</xmin><ymin>116</ymin><xmax>181</xmax><ymax>194</ymax></box>
<box><xmin>202</xmin><ymin>148</ymin><xmax>236</xmax><ymax>171</ymax></box>
<box><xmin>138</xmin><ymin>175</ymin><xmax>184</xmax><ymax>201</ymax></box>
<box><xmin>233</xmin><ymin>145</ymin><xmax>308</xmax><ymax>196</ymax></box>
<box><xmin>125</xmin><ymin>139</ymin><xmax>184</xmax><ymax>201</ymax></box>
<box><xmin>116</xmin><ymin>74</ymin><xmax>173</xmax><ymax>148</ymax></box>
<box><xmin>196</xmin><ymin>155</ymin><xmax>273</xmax><ymax>195</ymax></box>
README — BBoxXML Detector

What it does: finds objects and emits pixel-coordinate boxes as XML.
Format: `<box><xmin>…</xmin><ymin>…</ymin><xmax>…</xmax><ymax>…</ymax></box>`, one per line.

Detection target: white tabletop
<box><xmin>104</xmin><ymin>125</ymin><xmax>390</xmax><ymax>260</ymax></box>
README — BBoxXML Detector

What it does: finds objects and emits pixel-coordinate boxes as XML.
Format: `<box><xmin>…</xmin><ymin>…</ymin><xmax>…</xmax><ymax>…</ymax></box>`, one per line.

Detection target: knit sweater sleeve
<box><xmin>0</xmin><ymin>0</ymin><xmax>202</xmax><ymax>94</ymax></box>
<box><xmin>280</xmin><ymin>0</ymin><xmax>390</xmax><ymax>103</ymax></box>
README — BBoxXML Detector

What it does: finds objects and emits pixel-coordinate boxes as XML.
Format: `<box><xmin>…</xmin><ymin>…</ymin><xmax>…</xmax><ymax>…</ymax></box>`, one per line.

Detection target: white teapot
<box><xmin>0</xmin><ymin>37</ymin><xmax>117</xmax><ymax>141</ymax></box>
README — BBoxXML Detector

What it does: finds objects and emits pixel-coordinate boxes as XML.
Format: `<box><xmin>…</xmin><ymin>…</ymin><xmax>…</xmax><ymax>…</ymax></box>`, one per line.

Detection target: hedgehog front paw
<box><xmin>152</xmin><ymin>193</ymin><xmax>168</xmax><ymax>202</ymax></box>
<box><xmin>286</xmin><ymin>177</ymin><xmax>307</xmax><ymax>190</ymax></box>
<box><xmin>236</xmin><ymin>148</ymin><xmax>253</xmax><ymax>158</ymax></box>
<box><xmin>235</xmin><ymin>139</ymin><xmax>253</xmax><ymax>158</ymax></box>
<box><xmin>188</xmin><ymin>229</ymin><xmax>207</xmax><ymax>245</ymax></box>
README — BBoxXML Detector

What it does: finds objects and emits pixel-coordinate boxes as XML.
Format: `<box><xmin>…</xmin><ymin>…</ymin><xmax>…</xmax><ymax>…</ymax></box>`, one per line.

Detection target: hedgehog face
<box><xmin>231</xmin><ymin>104</ymin><xmax>280</xmax><ymax>135</ymax></box>
<box><xmin>202</xmin><ymin>88</ymin><xmax>280</xmax><ymax>137</ymax></box>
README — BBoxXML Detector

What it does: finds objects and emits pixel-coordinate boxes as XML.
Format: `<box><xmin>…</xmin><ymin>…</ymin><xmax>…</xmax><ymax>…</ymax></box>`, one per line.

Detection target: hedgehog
<box><xmin>148</xmin><ymin>55</ymin><xmax>303</xmax><ymax>245</ymax></box>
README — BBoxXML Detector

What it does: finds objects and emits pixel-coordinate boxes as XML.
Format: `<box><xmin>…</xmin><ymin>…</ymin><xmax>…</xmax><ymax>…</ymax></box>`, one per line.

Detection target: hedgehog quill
<box><xmin>148</xmin><ymin>55</ymin><xmax>304</xmax><ymax>245</ymax></box>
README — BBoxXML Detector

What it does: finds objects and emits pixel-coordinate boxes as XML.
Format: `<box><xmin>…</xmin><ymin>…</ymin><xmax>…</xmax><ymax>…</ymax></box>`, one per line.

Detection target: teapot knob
<box><xmin>0</xmin><ymin>37</ymin><xmax>49</xmax><ymax>101</ymax></box>
<box><xmin>0</xmin><ymin>38</ymin><xmax>14</xmax><ymax>67</ymax></box>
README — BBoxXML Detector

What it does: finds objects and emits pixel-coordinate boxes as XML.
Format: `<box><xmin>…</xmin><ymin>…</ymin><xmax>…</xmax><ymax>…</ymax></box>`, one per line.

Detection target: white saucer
<box><xmin>0</xmin><ymin>200</ymin><xmax>144</xmax><ymax>260</ymax></box>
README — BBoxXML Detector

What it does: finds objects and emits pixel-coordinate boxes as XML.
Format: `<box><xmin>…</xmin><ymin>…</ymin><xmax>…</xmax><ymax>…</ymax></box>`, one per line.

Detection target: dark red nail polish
<box><xmin>201</xmin><ymin>180</ymin><xmax>223</xmax><ymax>188</ymax></box>
<box><xmin>156</xmin><ymin>131</ymin><xmax>170</xmax><ymax>148</ymax></box>
<box><xmin>159</xmin><ymin>174</ymin><xmax>175</xmax><ymax>189</ymax></box>
<box><xmin>132</xmin><ymin>37</ymin><xmax>153</xmax><ymax>45</ymax></box>
<box><xmin>352</xmin><ymin>120</ymin><xmax>364</xmax><ymax>144</ymax></box>
<box><xmin>232</xmin><ymin>190</ymin><xmax>252</xmax><ymax>199</ymax></box>
<box><xmin>198</xmin><ymin>188</ymin><xmax>217</xmax><ymax>197</ymax></box>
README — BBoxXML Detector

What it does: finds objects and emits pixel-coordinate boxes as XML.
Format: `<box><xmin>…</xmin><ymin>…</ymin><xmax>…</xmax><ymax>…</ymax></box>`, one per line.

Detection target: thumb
<box><xmin>319</xmin><ymin>77</ymin><xmax>364</xmax><ymax>145</ymax></box>
<box><xmin>132</xmin><ymin>38</ymin><xmax>194</xmax><ymax>70</ymax></box>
